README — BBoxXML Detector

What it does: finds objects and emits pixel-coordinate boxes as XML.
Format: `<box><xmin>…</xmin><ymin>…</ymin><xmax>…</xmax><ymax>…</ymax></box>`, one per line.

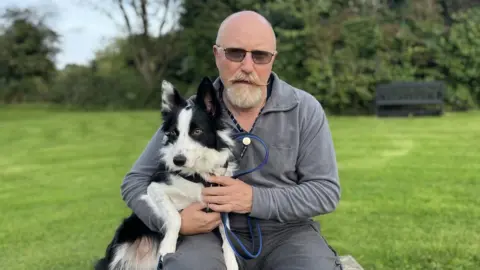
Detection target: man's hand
<box><xmin>202</xmin><ymin>176</ymin><xmax>253</xmax><ymax>213</ymax></box>
<box><xmin>179</xmin><ymin>202</ymin><xmax>221</xmax><ymax>235</ymax></box>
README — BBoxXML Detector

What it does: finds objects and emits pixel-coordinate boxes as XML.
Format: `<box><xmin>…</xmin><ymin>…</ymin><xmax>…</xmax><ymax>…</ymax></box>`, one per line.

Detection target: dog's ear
<box><xmin>195</xmin><ymin>77</ymin><xmax>221</xmax><ymax>118</ymax></box>
<box><xmin>161</xmin><ymin>80</ymin><xmax>187</xmax><ymax>115</ymax></box>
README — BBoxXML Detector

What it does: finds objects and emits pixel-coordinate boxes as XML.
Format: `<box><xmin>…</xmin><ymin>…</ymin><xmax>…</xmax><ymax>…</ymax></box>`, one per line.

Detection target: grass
<box><xmin>1</xmin><ymin>105</ymin><xmax>479</xmax><ymax>270</ymax></box>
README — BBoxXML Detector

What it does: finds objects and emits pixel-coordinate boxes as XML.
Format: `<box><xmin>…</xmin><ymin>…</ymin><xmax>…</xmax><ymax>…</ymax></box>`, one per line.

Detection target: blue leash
<box><xmin>230</xmin><ymin>132</ymin><xmax>269</xmax><ymax>178</ymax></box>
<box><xmin>220</xmin><ymin>132</ymin><xmax>269</xmax><ymax>260</ymax></box>
<box><xmin>158</xmin><ymin>132</ymin><xmax>268</xmax><ymax>269</ymax></box>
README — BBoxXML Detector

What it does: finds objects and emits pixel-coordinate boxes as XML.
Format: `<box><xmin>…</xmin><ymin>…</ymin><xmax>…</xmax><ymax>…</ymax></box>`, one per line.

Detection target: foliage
<box><xmin>436</xmin><ymin>6</ymin><xmax>480</xmax><ymax>110</ymax></box>
<box><xmin>1</xmin><ymin>1</ymin><xmax>480</xmax><ymax>114</ymax></box>
<box><xmin>0</xmin><ymin>7</ymin><xmax>59</xmax><ymax>103</ymax></box>
<box><xmin>48</xmin><ymin>63</ymin><xmax>150</xmax><ymax>110</ymax></box>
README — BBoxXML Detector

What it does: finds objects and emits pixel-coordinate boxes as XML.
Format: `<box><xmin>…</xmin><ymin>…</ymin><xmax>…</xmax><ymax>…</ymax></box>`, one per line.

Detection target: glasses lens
<box><xmin>252</xmin><ymin>51</ymin><xmax>273</xmax><ymax>64</ymax></box>
<box><xmin>224</xmin><ymin>48</ymin><xmax>246</xmax><ymax>62</ymax></box>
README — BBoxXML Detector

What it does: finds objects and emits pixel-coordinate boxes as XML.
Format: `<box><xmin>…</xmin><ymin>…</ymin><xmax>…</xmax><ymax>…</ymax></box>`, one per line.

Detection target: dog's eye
<box><xmin>192</xmin><ymin>128</ymin><xmax>203</xmax><ymax>135</ymax></box>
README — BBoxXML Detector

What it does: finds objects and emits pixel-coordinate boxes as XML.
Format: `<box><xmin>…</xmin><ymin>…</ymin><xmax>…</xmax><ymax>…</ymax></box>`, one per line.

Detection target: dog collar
<box><xmin>172</xmin><ymin>171</ymin><xmax>211</xmax><ymax>187</ymax></box>
<box><xmin>171</xmin><ymin>160</ymin><xmax>229</xmax><ymax>188</ymax></box>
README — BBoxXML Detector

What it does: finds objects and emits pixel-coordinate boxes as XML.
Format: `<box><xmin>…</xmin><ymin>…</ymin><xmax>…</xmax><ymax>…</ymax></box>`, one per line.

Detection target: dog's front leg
<box><xmin>218</xmin><ymin>214</ymin><xmax>239</xmax><ymax>270</ymax></box>
<box><xmin>159</xmin><ymin>200</ymin><xmax>181</xmax><ymax>258</ymax></box>
<box><xmin>147</xmin><ymin>183</ymin><xmax>181</xmax><ymax>259</ymax></box>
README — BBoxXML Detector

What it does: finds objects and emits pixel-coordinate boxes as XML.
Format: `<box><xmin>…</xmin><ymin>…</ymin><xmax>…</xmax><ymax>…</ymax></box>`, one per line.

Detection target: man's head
<box><xmin>213</xmin><ymin>11</ymin><xmax>277</xmax><ymax>110</ymax></box>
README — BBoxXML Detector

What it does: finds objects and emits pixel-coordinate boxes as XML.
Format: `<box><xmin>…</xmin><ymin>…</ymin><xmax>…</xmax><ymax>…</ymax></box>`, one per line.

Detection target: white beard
<box><xmin>224</xmin><ymin>84</ymin><xmax>263</xmax><ymax>109</ymax></box>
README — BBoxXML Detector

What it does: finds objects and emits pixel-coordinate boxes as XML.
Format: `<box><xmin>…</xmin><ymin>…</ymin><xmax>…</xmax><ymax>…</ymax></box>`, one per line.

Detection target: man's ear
<box><xmin>195</xmin><ymin>77</ymin><xmax>221</xmax><ymax>118</ymax></box>
<box><xmin>161</xmin><ymin>80</ymin><xmax>187</xmax><ymax>116</ymax></box>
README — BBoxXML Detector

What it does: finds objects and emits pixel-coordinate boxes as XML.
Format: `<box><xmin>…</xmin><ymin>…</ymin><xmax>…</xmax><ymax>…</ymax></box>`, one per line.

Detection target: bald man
<box><xmin>120</xmin><ymin>10</ymin><xmax>342</xmax><ymax>270</ymax></box>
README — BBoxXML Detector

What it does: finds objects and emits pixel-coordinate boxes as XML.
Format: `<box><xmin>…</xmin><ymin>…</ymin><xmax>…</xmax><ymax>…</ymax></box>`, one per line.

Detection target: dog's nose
<box><xmin>173</xmin><ymin>155</ymin><xmax>187</xmax><ymax>166</ymax></box>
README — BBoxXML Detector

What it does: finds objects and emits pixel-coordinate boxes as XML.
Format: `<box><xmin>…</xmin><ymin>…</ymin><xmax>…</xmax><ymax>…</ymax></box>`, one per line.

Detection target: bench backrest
<box><xmin>375</xmin><ymin>81</ymin><xmax>445</xmax><ymax>106</ymax></box>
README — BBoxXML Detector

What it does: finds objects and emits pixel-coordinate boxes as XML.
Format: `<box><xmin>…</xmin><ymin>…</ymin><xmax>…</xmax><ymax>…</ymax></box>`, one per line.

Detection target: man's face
<box><xmin>213</xmin><ymin>25</ymin><xmax>276</xmax><ymax>109</ymax></box>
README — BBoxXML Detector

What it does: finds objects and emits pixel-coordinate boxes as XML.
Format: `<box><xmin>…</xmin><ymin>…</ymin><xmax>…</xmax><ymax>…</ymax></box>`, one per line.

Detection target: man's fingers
<box><xmin>201</xmin><ymin>212</ymin><xmax>221</xmax><ymax>229</ymax></box>
<box><xmin>211</xmin><ymin>219</ymin><xmax>222</xmax><ymax>229</ymax></box>
<box><xmin>202</xmin><ymin>219</ymin><xmax>221</xmax><ymax>232</ymax></box>
<box><xmin>189</xmin><ymin>201</ymin><xmax>207</xmax><ymax>210</ymax></box>
<box><xmin>207</xmin><ymin>175</ymin><xmax>236</xmax><ymax>185</ymax></box>
<box><xmin>202</xmin><ymin>186</ymin><xmax>230</xmax><ymax>196</ymax></box>
<box><xmin>203</xmin><ymin>211</ymin><xmax>220</xmax><ymax>221</ymax></box>
<box><xmin>202</xmin><ymin>195</ymin><xmax>230</xmax><ymax>205</ymax></box>
<box><xmin>207</xmin><ymin>203</ymin><xmax>233</xmax><ymax>213</ymax></box>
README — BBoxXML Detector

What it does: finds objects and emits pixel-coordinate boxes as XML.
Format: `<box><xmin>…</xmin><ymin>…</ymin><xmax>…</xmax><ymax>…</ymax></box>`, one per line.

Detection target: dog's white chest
<box><xmin>148</xmin><ymin>176</ymin><xmax>204</xmax><ymax>211</ymax></box>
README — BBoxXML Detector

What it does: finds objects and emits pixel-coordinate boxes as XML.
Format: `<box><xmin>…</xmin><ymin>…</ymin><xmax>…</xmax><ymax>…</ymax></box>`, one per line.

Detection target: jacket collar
<box><xmin>212</xmin><ymin>71</ymin><xmax>298</xmax><ymax>114</ymax></box>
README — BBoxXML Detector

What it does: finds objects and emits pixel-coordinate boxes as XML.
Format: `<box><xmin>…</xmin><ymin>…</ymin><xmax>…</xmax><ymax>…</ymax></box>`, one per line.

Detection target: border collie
<box><xmin>95</xmin><ymin>77</ymin><xmax>239</xmax><ymax>270</ymax></box>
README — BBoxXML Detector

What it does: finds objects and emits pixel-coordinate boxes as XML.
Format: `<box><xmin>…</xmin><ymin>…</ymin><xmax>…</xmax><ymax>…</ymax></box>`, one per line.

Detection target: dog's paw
<box><xmin>211</xmin><ymin>166</ymin><xmax>228</xmax><ymax>177</ymax></box>
<box><xmin>159</xmin><ymin>241</ymin><xmax>176</xmax><ymax>258</ymax></box>
<box><xmin>223</xmin><ymin>245</ymin><xmax>238</xmax><ymax>270</ymax></box>
<box><xmin>225</xmin><ymin>257</ymin><xmax>239</xmax><ymax>270</ymax></box>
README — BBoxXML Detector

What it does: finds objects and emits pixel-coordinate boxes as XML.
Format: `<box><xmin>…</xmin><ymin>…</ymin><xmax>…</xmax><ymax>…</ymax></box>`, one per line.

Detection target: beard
<box><xmin>224</xmin><ymin>72</ymin><xmax>266</xmax><ymax>109</ymax></box>
<box><xmin>224</xmin><ymin>83</ymin><xmax>263</xmax><ymax>109</ymax></box>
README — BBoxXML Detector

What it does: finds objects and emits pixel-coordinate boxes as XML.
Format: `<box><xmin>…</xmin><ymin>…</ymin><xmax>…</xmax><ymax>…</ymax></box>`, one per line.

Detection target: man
<box><xmin>120</xmin><ymin>10</ymin><xmax>342</xmax><ymax>270</ymax></box>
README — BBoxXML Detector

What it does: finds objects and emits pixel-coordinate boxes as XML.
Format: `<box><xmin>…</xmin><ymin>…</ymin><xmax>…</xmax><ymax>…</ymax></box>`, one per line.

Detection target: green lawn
<box><xmin>1</xmin><ymin>105</ymin><xmax>479</xmax><ymax>270</ymax></box>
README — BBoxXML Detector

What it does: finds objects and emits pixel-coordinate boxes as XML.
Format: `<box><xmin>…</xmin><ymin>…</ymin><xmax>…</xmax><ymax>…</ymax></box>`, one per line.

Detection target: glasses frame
<box><xmin>215</xmin><ymin>44</ymin><xmax>277</xmax><ymax>65</ymax></box>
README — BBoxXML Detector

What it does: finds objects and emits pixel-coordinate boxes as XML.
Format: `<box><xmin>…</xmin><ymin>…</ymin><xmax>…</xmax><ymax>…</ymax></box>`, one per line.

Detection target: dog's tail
<box><xmin>94</xmin><ymin>213</ymin><xmax>165</xmax><ymax>270</ymax></box>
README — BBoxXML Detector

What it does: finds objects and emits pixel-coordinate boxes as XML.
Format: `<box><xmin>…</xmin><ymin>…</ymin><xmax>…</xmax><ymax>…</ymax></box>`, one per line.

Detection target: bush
<box><xmin>436</xmin><ymin>7</ymin><xmax>480</xmax><ymax>110</ymax></box>
<box><xmin>48</xmin><ymin>64</ymin><xmax>149</xmax><ymax>110</ymax></box>
<box><xmin>301</xmin><ymin>5</ymin><xmax>480</xmax><ymax>114</ymax></box>
<box><xmin>3</xmin><ymin>1</ymin><xmax>480</xmax><ymax>115</ymax></box>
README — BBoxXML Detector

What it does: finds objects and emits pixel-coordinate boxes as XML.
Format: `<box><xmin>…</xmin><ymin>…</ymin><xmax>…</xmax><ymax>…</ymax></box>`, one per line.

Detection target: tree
<box><xmin>79</xmin><ymin>0</ymin><xmax>183</xmax><ymax>104</ymax></box>
<box><xmin>0</xmin><ymin>7</ymin><xmax>60</xmax><ymax>103</ymax></box>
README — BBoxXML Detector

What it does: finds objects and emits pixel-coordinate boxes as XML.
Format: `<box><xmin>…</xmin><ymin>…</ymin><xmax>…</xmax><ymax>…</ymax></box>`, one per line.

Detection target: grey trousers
<box><xmin>162</xmin><ymin>219</ymin><xmax>343</xmax><ymax>270</ymax></box>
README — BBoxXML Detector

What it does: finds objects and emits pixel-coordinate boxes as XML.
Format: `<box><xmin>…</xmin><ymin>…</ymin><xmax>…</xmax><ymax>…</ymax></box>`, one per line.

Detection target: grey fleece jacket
<box><xmin>120</xmin><ymin>72</ymin><xmax>341</xmax><ymax>232</ymax></box>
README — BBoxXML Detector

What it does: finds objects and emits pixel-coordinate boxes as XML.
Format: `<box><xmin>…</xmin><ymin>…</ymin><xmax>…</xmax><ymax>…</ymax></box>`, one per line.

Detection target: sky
<box><xmin>0</xmin><ymin>0</ymin><xmax>126</xmax><ymax>68</ymax></box>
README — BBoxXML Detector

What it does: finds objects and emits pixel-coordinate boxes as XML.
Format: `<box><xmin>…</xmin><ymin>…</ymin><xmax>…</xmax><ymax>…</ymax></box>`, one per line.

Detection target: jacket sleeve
<box><xmin>249</xmin><ymin>96</ymin><xmax>341</xmax><ymax>222</ymax></box>
<box><xmin>120</xmin><ymin>127</ymin><xmax>166</xmax><ymax>232</ymax></box>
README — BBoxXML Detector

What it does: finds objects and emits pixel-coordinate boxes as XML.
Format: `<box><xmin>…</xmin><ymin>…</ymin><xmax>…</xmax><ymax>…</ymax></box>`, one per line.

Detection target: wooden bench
<box><xmin>375</xmin><ymin>81</ymin><xmax>445</xmax><ymax>117</ymax></box>
<box><xmin>340</xmin><ymin>255</ymin><xmax>364</xmax><ymax>270</ymax></box>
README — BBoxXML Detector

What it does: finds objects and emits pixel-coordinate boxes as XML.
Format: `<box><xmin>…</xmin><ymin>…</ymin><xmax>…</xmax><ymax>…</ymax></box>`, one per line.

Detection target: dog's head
<box><xmin>159</xmin><ymin>77</ymin><xmax>236</xmax><ymax>176</ymax></box>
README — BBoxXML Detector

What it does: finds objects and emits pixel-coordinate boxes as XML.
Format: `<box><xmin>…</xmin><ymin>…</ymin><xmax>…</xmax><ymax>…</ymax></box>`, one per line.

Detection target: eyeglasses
<box><xmin>215</xmin><ymin>45</ymin><xmax>276</xmax><ymax>64</ymax></box>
